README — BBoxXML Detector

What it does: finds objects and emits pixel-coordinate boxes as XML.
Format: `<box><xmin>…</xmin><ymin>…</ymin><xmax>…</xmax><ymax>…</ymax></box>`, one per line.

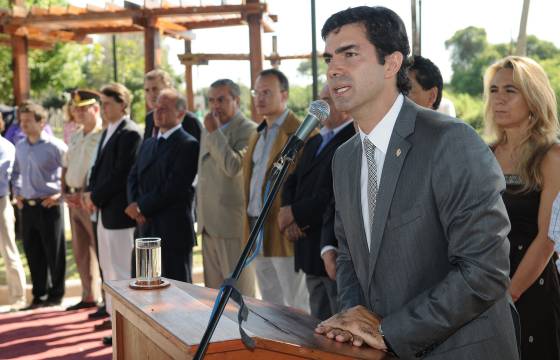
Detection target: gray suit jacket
<box><xmin>196</xmin><ymin>111</ymin><xmax>256</xmax><ymax>239</ymax></box>
<box><xmin>332</xmin><ymin>98</ymin><xmax>518</xmax><ymax>360</ymax></box>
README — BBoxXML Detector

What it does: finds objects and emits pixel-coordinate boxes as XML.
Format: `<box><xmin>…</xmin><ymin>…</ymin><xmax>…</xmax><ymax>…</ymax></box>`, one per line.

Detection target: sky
<box><xmin>70</xmin><ymin>0</ymin><xmax>560</xmax><ymax>91</ymax></box>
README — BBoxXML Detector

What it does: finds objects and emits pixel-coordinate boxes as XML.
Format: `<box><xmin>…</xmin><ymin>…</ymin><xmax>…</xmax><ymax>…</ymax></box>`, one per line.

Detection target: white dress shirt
<box><xmin>247</xmin><ymin>109</ymin><xmax>289</xmax><ymax>217</ymax></box>
<box><xmin>359</xmin><ymin>94</ymin><xmax>403</xmax><ymax>250</ymax></box>
<box><xmin>158</xmin><ymin>123</ymin><xmax>182</xmax><ymax>139</ymax></box>
<box><xmin>101</xmin><ymin>117</ymin><xmax>126</xmax><ymax>149</ymax></box>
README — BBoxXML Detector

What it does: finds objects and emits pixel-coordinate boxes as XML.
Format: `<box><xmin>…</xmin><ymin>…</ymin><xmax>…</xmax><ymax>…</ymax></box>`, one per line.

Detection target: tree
<box><xmin>445</xmin><ymin>27</ymin><xmax>504</xmax><ymax>95</ymax></box>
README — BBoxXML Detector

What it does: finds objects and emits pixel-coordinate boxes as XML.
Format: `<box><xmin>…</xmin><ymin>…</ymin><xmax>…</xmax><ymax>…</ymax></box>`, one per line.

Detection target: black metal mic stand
<box><xmin>193</xmin><ymin>139</ymin><xmax>303</xmax><ymax>359</ymax></box>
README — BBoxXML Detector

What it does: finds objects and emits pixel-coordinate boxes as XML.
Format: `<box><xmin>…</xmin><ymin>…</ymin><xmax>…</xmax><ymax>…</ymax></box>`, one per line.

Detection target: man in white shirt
<box><xmin>315</xmin><ymin>6</ymin><xmax>518</xmax><ymax>360</ymax></box>
<box><xmin>63</xmin><ymin>90</ymin><xmax>103</xmax><ymax>311</ymax></box>
<box><xmin>84</xmin><ymin>83</ymin><xmax>142</xmax><ymax>343</ymax></box>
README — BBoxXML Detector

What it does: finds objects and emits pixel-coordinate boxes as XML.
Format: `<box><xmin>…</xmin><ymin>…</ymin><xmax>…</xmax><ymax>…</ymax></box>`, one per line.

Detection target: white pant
<box><xmin>97</xmin><ymin>217</ymin><xmax>134</xmax><ymax>318</ymax></box>
<box><xmin>254</xmin><ymin>255</ymin><xmax>309</xmax><ymax>313</ymax></box>
<box><xmin>0</xmin><ymin>196</ymin><xmax>26</xmax><ymax>304</ymax></box>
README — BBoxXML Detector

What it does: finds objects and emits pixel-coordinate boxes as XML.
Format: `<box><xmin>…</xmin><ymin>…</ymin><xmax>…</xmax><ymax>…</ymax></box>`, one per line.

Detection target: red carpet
<box><xmin>0</xmin><ymin>307</ymin><xmax>112</xmax><ymax>360</ymax></box>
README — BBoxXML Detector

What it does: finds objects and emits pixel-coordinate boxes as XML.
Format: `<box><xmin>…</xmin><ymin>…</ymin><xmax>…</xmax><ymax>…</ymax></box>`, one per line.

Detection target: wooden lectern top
<box><xmin>105</xmin><ymin>279</ymin><xmax>392</xmax><ymax>359</ymax></box>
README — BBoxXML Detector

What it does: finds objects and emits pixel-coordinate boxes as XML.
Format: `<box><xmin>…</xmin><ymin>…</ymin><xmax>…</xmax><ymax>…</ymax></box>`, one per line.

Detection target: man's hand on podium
<box><xmin>315</xmin><ymin>305</ymin><xmax>388</xmax><ymax>351</ymax></box>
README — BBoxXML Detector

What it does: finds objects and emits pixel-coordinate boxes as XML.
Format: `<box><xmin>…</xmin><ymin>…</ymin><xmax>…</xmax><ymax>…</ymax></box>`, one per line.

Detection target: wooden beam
<box><xmin>144</xmin><ymin>25</ymin><xmax>161</xmax><ymax>73</ymax></box>
<box><xmin>20</xmin><ymin>4</ymin><xmax>267</xmax><ymax>25</ymax></box>
<box><xmin>74</xmin><ymin>25</ymin><xmax>144</xmax><ymax>36</ymax></box>
<box><xmin>0</xmin><ymin>35</ymin><xmax>53</xmax><ymax>49</ymax></box>
<box><xmin>247</xmin><ymin>0</ymin><xmax>263</xmax><ymax>121</ymax></box>
<box><xmin>179</xmin><ymin>18</ymin><xmax>245</xmax><ymax>30</ymax></box>
<box><xmin>178</xmin><ymin>52</ymin><xmax>318</xmax><ymax>65</ymax></box>
<box><xmin>11</xmin><ymin>35</ymin><xmax>30</xmax><ymax>105</ymax></box>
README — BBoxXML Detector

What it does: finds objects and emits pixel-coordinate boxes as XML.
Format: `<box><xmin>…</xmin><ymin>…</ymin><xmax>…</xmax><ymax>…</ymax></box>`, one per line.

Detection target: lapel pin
<box><xmin>396</xmin><ymin>148</ymin><xmax>402</xmax><ymax>157</ymax></box>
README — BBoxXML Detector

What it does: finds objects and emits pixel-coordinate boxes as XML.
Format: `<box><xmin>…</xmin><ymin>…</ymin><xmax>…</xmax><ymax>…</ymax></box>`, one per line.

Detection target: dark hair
<box><xmin>321</xmin><ymin>6</ymin><xmax>411</xmax><ymax>95</ymax></box>
<box><xmin>18</xmin><ymin>100</ymin><xmax>47</xmax><ymax>122</ymax></box>
<box><xmin>405</xmin><ymin>55</ymin><xmax>443</xmax><ymax>110</ymax></box>
<box><xmin>210</xmin><ymin>79</ymin><xmax>241</xmax><ymax>98</ymax></box>
<box><xmin>258</xmin><ymin>68</ymin><xmax>289</xmax><ymax>92</ymax></box>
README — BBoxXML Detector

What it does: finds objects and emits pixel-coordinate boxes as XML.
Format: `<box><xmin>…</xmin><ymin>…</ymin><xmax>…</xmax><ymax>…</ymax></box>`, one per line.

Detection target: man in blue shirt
<box><xmin>12</xmin><ymin>101</ymin><xmax>67</xmax><ymax>309</ymax></box>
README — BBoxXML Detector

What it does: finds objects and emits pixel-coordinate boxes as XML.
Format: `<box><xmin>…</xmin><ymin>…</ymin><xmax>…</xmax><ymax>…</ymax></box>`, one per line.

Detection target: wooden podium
<box><xmin>105</xmin><ymin>279</ymin><xmax>391</xmax><ymax>359</ymax></box>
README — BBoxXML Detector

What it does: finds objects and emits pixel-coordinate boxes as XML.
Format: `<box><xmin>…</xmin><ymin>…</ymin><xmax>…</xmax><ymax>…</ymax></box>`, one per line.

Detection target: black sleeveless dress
<box><xmin>503</xmin><ymin>175</ymin><xmax>560</xmax><ymax>360</ymax></box>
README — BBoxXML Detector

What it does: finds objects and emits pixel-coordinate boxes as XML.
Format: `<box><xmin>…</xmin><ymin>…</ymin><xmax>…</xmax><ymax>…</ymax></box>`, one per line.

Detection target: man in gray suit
<box><xmin>197</xmin><ymin>79</ymin><xmax>256</xmax><ymax>296</ymax></box>
<box><xmin>315</xmin><ymin>7</ymin><xmax>519</xmax><ymax>360</ymax></box>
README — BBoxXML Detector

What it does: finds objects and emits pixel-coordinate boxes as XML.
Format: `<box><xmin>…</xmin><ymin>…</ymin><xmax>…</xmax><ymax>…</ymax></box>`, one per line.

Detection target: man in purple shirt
<box><xmin>12</xmin><ymin>101</ymin><xmax>67</xmax><ymax>309</ymax></box>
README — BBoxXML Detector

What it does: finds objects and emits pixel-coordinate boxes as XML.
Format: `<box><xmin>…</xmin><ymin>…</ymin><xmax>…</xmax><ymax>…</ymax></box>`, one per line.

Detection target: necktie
<box><xmin>156</xmin><ymin>137</ymin><xmax>166</xmax><ymax>152</ymax></box>
<box><xmin>316</xmin><ymin>130</ymin><xmax>335</xmax><ymax>156</ymax></box>
<box><xmin>363</xmin><ymin>137</ymin><xmax>378</xmax><ymax>231</ymax></box>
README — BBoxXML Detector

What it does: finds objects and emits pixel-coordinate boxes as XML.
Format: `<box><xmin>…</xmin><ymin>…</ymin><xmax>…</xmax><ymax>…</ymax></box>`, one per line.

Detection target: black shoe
<box><xmin>88</xmin><ymin>305</ymin><xmax>109</xmax><ymax>319</ymax></box>
<box><xmin>94</xmin><ymin>319</ymin><xmax>112</xmax><ymax>331</ymax></box>
<box><xmin>44</xmin><ymin>297</ymin><xmax>63</xmax><ymax>306</ymax></box>
<box><xmin>21</xmin><ymin>298</ymin><xmax>46</xmax><ymax>310</ymax></box>
<box><xmin>65</xmin><ymin>301</ymin><xmax>97</xmax><ymax>311</ymax></box>
<box><xmin>102</xmin><ymin>336</ymin><xmax>112</xmax><ymax>346</ymax></box>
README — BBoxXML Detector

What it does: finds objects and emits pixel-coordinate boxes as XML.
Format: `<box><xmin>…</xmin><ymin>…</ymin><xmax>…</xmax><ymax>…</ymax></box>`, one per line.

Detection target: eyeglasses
<box><xmin>250</xmin><ymin>89</ymin><xmax>274</xmax><ymax>98</ymax></box>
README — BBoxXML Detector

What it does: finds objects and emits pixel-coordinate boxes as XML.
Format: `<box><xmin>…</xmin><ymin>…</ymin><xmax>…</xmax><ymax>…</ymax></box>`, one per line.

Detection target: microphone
<box><xmin>280</xmin><ymin>99</ymin><xmax>330</xmax><ymax>158</ymax></box>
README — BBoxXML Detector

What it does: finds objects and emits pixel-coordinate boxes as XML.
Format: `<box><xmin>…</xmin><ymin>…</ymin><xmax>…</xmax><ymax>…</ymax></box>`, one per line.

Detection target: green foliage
<box><xmin>444</xmin><ymin>90</ymin><xmax>485</xmax><ymax>132</ymax></box>
<box><xmin>445</xmin><ymin>27</ymin><xmax>489</xmax><ymax>71</ymax></box>
<box><xmin>526</xmin><ymin>35</ymin><xmax>560</xmax><ymax>60</ymax></box>
<box><xmin>288</xmin><ymin>86</ymin><xmax>313</xmax><ymax>119</ymax></box>
<box><xmin>540</xmin><ymin>56</ymin><xmax>560</xmax><ymax>115</ymax></box>
<box><xmin>0</xmin><ymin>47</ymin><xmax>13</xmax><ymax>103</ymax></box>
<box><xmin>297</xmin><ymin>56</ymin><xmax>328</xmax><ymax>79</ymax></box>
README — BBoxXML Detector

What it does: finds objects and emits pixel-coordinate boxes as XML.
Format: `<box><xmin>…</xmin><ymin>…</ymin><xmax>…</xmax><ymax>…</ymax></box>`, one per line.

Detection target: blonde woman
<box><xmin>484</xmin><ymin>55</ymin><xmax>560</xmax><ymax>359</ymax></box>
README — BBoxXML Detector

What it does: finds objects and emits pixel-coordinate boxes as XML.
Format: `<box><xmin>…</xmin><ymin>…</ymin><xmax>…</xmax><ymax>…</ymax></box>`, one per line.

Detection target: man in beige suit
<box><xmin>242</xmin><ymin>69</ymin><xmax>310</xmax><ymax>310</ymax></box>
<box><xmin>197</xmin><ymin>79</ymin><xmax>256</xmax><ymax>296</ymax></box>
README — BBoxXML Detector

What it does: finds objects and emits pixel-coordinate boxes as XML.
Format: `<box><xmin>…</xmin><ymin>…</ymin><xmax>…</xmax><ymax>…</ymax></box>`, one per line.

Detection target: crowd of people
<box><xmin>0</xmin><ymin>5</ymin><xmax>559</xmax><ymax>359</ymax></box>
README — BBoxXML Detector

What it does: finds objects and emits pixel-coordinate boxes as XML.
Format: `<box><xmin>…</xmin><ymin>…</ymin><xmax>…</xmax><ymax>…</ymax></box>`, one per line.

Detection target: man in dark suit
<box><xmin>143</xmin><ymin>69</ymin><xmax>201</xmax><ymax>142</ymax></box>
<box><xmin>315</xmin><ymin>7</ymin><xmax>519</xmax><ymax>360</ymax></box>
<box><xmin>126</xmin><ymin>88</ymin><xmax>199</xmax><ymax>283</ymax></box>
<box><xmin>84</xmin><ymin>83</ymin><xmax>142</xmax><ymax>342</ymax></box>
<box><xmin>280</xmin><ymin>85</ymin><xmax>354</xmax><ymax>320</ymax></box>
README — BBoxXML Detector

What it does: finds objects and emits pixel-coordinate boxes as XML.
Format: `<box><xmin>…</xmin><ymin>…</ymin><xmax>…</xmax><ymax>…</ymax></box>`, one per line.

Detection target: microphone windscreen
<box><xmin>309</xmin><ymin>100</ymin><xmax>330</xmax><ymax>123</ymax></box>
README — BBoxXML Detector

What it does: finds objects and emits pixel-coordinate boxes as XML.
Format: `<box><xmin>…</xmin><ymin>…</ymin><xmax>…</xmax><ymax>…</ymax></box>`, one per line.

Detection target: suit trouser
<box><xmin>0</xmin><ymin>196</ymin><xmax>26</xmax><ymax>304</ymax></box>
<box><xmin>97</xmin><ymin>217</ymin><xmax>134</xmax><ymax>319</ymax></box>
<box><xmin>21</xmin><ymin>202</ymin><xmax>66</xmax><ymax>300</ymax></box>
<box><xmin>254</xmin><ymin>255</ymin><xmax>309</xmax><ymax>312</ymax></box>
<box><xmin>69</xmin><ymin>207</ymin><xmax>101</xmax><ymax>301</ymax></box>
<box><xmin>201</xmin><ymin>231</ymin><xmax>256</xmax><ymax>296</ymax></box>
<box><xmin>306</xmin><ymin>274</ymin><xmax>338</xmax><ymax>320</ymax></box>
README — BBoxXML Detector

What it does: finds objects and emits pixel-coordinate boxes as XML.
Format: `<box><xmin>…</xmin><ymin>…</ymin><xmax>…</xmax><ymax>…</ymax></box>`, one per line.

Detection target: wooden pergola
<box><xmin>0</xmin><ymin>0</ymin><xmax>276</xmax><ymax>110</ymax></box>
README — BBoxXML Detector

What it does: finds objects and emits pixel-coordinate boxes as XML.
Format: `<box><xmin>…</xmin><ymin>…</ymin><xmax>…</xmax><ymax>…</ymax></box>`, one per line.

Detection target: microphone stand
<box><xmin>193</xmin><ymin>138</ymin><xmax>303</xmax><ymax>359</ymax></box>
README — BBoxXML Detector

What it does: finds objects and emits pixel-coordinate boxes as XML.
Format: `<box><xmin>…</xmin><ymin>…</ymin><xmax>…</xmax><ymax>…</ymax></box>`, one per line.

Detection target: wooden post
<box><xmin>184</xmin><ymin>40</ymin><xmax>195</xmax><ymax>111</ymax></box>
<box><xmin>247</xmin><ymin>0</ymin><xmax>263</xmax><ymax>122</ymax></box>
<box><xmin>11</xmin><ymin>35</ymin><xmax>30</xmax><ymax>105</ymax></box>
<box><xmin>144</xmin><ymin>24</ymin><xmax>161</xmax><ymax>74</ymax></box>
<box><xmin>11</xmin><ymin>0</ymin><xmax>29</xmax><ymax>105</ymax></box>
